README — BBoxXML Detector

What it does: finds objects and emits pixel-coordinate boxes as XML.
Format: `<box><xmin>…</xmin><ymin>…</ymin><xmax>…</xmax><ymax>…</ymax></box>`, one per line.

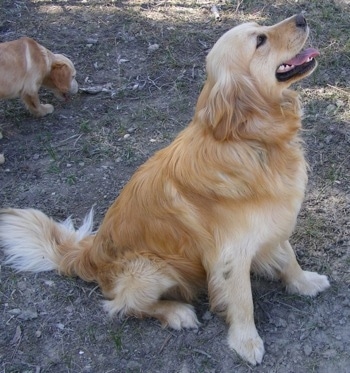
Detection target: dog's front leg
<box><xmin>208</xmin><ymin>252</ymin><xmax>264</xmax><ymax>365</ymax></box>
<box><xmin>21</xmin><ymin>93</ymin><xmax>54</xmax><ymax>117</ymax></box>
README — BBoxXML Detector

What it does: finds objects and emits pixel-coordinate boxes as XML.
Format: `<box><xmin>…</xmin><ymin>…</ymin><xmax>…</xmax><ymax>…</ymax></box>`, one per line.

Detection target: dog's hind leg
<box><xmin>21</xmin><ymin>92</ymin><xmax>54</xmax><ymax>116</ymax></box>
<box><xmin>101</xmin><ymin>257</ymin><xmax>200</xmax><ymax>330</ymax></box>
<box><xmin>278</xmin><ymin>241</ymin><xmax>330</xmax><ymax>296</ymax></box>
<box><xmin>252</xmin><ymin>240</ymin><xmax>330</xmax><ymax>296</ymax></box>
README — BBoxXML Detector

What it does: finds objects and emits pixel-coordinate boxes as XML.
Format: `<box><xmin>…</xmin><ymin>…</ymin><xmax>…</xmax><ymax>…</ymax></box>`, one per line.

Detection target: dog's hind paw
<box><xmin>286</xmin><ymin>270</ymin><xmax>330</xmax><ymax>297</ymax></box>
<box><xmin>162</xmin><ymin>303</ymin><xmax>200</xmax><ymax>330</ymax></box>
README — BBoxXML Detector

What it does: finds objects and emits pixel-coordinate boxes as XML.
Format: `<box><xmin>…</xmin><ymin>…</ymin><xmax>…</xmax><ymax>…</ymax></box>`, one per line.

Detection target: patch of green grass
<box><xmin>79</xmin><ymin>119</ymin><xmax>91</xmax><ymax>133</ymax></box>
<box><xmin>112</xmin><ymin>332</ymin><xmax>122</xmax><ymax>351</ymax></box>
<box><xmin>66</xmin><ymin>175</ymin><xmax>77</xmax><ymax>185</ymax></box>
<box><xmin>48</xmin><ymin>163</ymin><xmax>60</xmax><ymax>174</ymax></box>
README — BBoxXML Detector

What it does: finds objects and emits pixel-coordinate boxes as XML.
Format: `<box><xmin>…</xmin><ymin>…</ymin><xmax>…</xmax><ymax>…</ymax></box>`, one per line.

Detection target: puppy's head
<box><xmin>43</xmin><ymin>54</ymin><xmax>78</xmax><ymax>100</ymax></box>
<box><xmin>196</xmin><ymin>14</ymin><xmax>318</xmax><ymax>141</ymax></box>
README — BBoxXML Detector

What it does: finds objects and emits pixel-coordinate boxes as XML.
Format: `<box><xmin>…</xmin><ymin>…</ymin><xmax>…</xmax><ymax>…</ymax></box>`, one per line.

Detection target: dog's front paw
<box><xmin>228</xmin><ymin>326</ymin><xmax>265</xmax><ymax>365</ymax></box>
<box><xmin>286</xmin><ymin>270</ymin><xmax>330</xmax><ymax>297</ymax></box>
<box><xmin>40</xmin><ymin>104</ymin><xmax>54</xmax><ymax>116</ymax></box>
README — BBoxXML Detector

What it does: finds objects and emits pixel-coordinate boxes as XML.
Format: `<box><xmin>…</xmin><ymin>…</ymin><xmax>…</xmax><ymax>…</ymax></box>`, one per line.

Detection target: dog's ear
<box><xmin>196</xmin><ymin>73</ymin><xmax>267</xmax><ymax>141</ymax></box>
<box><xmin>50</xmin><ymin>62</ymin><xmax>71</xmax><ymax>93</ymax></box>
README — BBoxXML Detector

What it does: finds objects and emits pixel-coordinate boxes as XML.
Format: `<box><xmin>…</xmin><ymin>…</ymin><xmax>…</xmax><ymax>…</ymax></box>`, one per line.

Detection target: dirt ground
<box><xmin>0</xmin><ymin>1</ymin><xmax>349</xmax><ymax>372</ymax></box>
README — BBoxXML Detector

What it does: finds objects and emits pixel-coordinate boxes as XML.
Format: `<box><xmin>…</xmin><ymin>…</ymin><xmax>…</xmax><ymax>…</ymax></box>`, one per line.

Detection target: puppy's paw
<box><xmin>164</xmin><ymin>303</ymin><xmax>200</xmax><ymax>330</ymax></box>
<box><xmin>40</xmin><ymin>104</ymin><xmax>54</xmax><ymax>116</ymax></box>
<box><xmin>228</xmin><ymin>327</ymin><xmax>265</xmax><ymax>365</ymax></box>
<box><xmin>286</xmin><ymin>270</ymin><xmax>330</xmax><ymax>297</ymax></box>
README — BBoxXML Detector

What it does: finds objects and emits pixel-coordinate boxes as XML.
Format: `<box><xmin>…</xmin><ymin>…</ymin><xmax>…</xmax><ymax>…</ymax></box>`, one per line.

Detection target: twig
<box><xmin>235</xmin><ymin>0</ymin><xmax>244</xmax><ymax>13</ymax></box>
<box><xmin>88</xmin><ymin>285</ymin><xmax>100</xmax><ymax>298</ymax></box>
<box><xmin>326</xmin><ymin>84</ymin><xmax>350</xmax><ymax>96</ymax></box>
<box><xmin>275</xmin><ymin>300</ymin><xmax>310</xmax><ymax>314</ymax></box>
<box><xmin>159</xmin><ymin>334</ymin><xmax>172</xmax><ymax>353</ymax></box>
<box><xmin>193</xmin><ymin>348</ymin><xmax>216</xmax><ymax>360</ymax></box>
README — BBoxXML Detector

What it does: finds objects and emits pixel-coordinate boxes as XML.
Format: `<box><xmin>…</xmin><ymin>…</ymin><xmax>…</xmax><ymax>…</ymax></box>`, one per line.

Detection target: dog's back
<box><xmin>0</xmin><ymin>37</ymin><xmax>49</xmax><ymax>99</ymax></box>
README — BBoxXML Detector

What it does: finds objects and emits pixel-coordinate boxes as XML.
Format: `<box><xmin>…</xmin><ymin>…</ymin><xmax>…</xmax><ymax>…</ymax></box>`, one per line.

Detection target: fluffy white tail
<box><xmin>0</xmin><ymin>208</ymin><xmax>94</xmax><ymax>273</ymax></box>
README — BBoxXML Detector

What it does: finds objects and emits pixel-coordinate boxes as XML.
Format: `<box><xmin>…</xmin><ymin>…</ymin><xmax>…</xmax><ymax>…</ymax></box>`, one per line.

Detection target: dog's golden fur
<box><xmin>0</xmin><ymin>15</ymin><xmax>330</xmax><ymax>365</ymax></box>
<box><xmin>0</xmin><ymin>37</ymin><xmax>78</xmax><ymax>116</ymax></box>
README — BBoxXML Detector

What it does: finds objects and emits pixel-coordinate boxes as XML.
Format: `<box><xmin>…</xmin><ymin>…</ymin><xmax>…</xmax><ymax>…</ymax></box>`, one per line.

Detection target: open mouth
<box><xmin>276</xmin><ymin>48</ymin><xmax>319</xmax><ymax>82</ymax></box>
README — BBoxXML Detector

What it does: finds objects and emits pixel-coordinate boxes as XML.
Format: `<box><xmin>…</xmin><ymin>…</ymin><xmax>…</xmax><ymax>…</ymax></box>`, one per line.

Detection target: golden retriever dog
<box><xmin>0</xmin><ymin>37</ymin><xmax>78</xmax><ymax>116</ymax></box>
<box><xmin>0</xmin><ymin>15</ymin><xmax>330</xmax><ymax>365</ymax></box>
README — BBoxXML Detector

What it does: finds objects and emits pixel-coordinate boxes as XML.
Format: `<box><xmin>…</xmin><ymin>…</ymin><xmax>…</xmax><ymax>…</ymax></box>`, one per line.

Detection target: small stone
<box><xmin>9</xmin><ymin>309</ymin><xmax>21</xmax><ymax>315</ymax></box>
<box><xmin>56</xmin><ymin>323</ymin><xmax>65</xmax><ymax>330</ymax></box>
<box><xmin>126</xmin><ymin>361</ymin><xmax>141</xmax><ymax>370</ymax></box>
<box><xmin>86</xmin><ymin>38</ymin><xmax>98</xmax><ymax>44</ymax></box>
<box><xmin>304</xmin><ymin>344</ymin><xmax>312</xmax><ymax>356</ymax></box>
<box><xmin>0</xmin><ymin>154</ymin><xmax>5</xmax><ymax>164</ymax></box>
<box><xmin>148</xmin><ymin>43</ymin><xmax>159</xmax><ymax>52</ymax></box>
<box><xmin>18</xmin><ymin>281</ymin><xmax>27</xmax><ymax>291</ymax></box>
<box><xmin>202</xmin><ymin>311</ymin><xmax>213</xmax><ymax>321</ymax></box>
<box><xmin>123</xmin><ymin>134</ymin><xmax>130</xmax><ymax>139</ymax></box>
<box><xmin>322</xmin><ymin>349</ymin><xmax>337</xmax><ymax>358</ymax></box>
<box><xmin>18</xmin><ymin>310</ymin><xmax>38</xmax><ymax>321</ymax></box>
<box><xmin>35</xmin><ymin>330</ymin><xmax>42</xmax><ymax>338</ymax></box>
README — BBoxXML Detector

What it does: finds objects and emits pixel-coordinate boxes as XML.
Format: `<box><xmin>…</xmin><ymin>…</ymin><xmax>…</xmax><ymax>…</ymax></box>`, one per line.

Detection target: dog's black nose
<box><xmin>295</xmin><ymin>14</ymin><xmax>307</xmax><ymax>28</ymax></box>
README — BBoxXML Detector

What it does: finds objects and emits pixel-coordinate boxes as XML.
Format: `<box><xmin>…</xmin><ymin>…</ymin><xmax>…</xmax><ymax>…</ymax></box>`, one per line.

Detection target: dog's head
<box><xmin>196</xmin><ymin>14</ymin><xmax>318</xmax><ymax>141</ymax></box>
<box><xmin>43</xmin><ymin>54</ymin><xmax>78</xmax><ymax>100</ymax></box>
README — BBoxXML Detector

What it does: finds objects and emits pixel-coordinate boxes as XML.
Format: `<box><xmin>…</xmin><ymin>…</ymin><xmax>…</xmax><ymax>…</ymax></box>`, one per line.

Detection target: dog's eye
<box><xmin>256</xmin><ymin>34</ymin><xmax>267</xmax><ymax>48</ymax></box>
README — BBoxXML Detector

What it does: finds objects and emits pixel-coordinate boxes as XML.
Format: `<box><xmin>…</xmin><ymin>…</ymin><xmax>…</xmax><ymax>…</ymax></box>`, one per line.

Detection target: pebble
<box><xmin>303</xmin><ymin>344</ymin><xmax>312</xmax><ymax>356</ymax></box>
<box><xmin>18</xmin><ymin>310</ymin><xmax>38</xmax><ymax>321</ymax></box>
<box><xmin>56</xmin><ymin>323</ymin><xmax>65</xmax><ymax>330</ymax></box>
<box><xmin>126</xmin><ymin>361</ymin><xmax>141</xmax><ymax>370</ymax></box>
<box><xmin>322</xmin><ymin>349</ymin><xmax>337</xmax><ymax>358</ymax></box>
<box><xmin>9</xmin><ymin>308</ymin><xmax>21</xmax><ymax>315</ymax></box>
<box><xmin>148</xmin><ymin>43</ymin><xmax>159</xmax><ymax>52</ymax></box>
<box><xmin>202</xmin><ymin>311</ymin><xmax>213</xmax><ymax>321</ymax></box>
<box><xmin>86</xmin><ymin>38</ymin><xmax>98</xmax><ymax>44</ymax></box>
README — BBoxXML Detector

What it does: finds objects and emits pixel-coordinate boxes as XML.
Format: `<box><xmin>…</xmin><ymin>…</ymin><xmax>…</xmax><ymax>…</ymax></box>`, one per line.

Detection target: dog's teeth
<box><xmin>277</xmin><ymin>64</ymin><xmax>294</xmax><ymax>73</ymax></box>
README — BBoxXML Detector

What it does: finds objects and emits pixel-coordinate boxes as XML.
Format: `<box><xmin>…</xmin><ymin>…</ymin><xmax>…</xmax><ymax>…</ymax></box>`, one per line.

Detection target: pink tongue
<box><xmin>283</xmin><ymin>48</ymin><xmax>320</xmax><ymax>66</ymax></box>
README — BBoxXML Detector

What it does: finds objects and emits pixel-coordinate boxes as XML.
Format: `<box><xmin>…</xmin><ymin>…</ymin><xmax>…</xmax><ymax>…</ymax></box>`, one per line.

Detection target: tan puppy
<box><xmin>0</xmin><ymin>15</ymin><xmax>330</xmax><ymax>365</ymax></box>
<box><xmin>0</xmin><ymin>37</ymin><xmax>78</xmax><ymax>116</ymax></box>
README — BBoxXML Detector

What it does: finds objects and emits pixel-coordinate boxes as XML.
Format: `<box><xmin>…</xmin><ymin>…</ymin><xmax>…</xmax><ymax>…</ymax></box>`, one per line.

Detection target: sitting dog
<box><xmin>0</xmin><ymin>37</ymin><xmax>78</xmax><ymax>117</ymax></box>
<box><xmin>0</xmin><ymin>15</ymin><xmax>330</xmax><ymax>365</ymax></box>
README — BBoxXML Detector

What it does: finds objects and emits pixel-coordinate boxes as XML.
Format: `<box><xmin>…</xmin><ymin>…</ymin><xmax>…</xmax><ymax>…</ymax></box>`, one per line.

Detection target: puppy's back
<box><xmin>0</xmin><ymin>37</ymin><xmax>49</xmax><ymax>99</ymax></box>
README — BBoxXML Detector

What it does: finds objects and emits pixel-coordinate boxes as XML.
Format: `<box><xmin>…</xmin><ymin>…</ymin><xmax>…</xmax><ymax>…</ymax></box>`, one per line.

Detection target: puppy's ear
<box><xmin>197</xmin><ymin>73</ymin><xmax>266</xmax><ymax>141</ymax></box>
<box><xmin>50</xmin><ymin>62</ymin><xmax>71</xmax><ymax>93</ymax></box>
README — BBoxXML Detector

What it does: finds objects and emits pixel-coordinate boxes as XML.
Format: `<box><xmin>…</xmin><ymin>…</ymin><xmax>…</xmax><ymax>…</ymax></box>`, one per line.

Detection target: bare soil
<box><xmin>0</xmin><ymin>1</ymin><xmax>349</xmax><ymax>372</ymax></box>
